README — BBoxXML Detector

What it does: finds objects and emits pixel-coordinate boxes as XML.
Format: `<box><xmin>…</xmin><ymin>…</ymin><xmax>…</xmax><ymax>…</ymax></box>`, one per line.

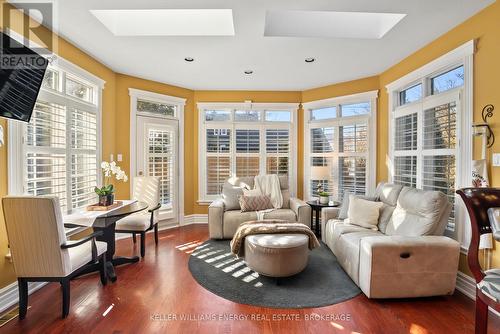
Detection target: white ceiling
<box><xmin>20</xmin><ymin>0</ymin><xmax>495</xmax><ymax>90</ymax></box>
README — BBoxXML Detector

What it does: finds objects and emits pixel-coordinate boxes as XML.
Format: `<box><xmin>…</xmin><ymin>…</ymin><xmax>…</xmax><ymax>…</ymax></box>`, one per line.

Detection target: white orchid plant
<box><xmin>94</xmin><ymin>161</ymin><xmax>128</xmax><ymax>196</ymax></box>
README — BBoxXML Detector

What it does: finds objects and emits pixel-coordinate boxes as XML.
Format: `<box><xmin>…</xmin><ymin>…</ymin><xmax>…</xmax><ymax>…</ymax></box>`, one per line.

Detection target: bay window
<box><xmin>198</xmin><ymin>103</ymin><xmax>298</xmax><ymax>202</ymax></box>
<box><xmin>304</xmin><ymin>91</ymin><xmax>377</xmax><ymax>201</ymax></box>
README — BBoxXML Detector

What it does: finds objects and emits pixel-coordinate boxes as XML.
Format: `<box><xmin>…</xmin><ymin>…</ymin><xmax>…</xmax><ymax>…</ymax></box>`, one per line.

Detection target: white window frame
<box><xmin>303</xmin><ymin>90</ymin><xmax>378</xmax><ymax>201</ymax></box>
<box><xmin>386</xmin><ymin>40</ymin><xmax>474</xmax><ymax>250</ymax></box>
<box><xmin>197</xmin><ymin>102</ymin><xmax>299</xmax><ymax>204</ymax></box>
<box><xmin>8</xmin><ymin>56</ymin><xmax>105</xmax><ymax>213</ymax></box>
<box><xmin>129</xmin><ymin>88</ymin><xmax>186</xmax><ymax>225</ymax></box>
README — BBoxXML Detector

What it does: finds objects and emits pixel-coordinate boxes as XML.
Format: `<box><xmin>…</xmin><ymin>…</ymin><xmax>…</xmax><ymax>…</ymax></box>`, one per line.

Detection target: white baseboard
<box><xmin>0</xmin><ymin>281</ymin><xmax>47</xmax><ymax>314</ymax></box>
<box><xmin>183</xmin><ymin>214</ymin><xmax>208</xmax><ymax>225</ymax></box>
<box><xmin>456</xmin><ymin>271</ymin><xmax>500</xmax><ymax>318</ymax></box>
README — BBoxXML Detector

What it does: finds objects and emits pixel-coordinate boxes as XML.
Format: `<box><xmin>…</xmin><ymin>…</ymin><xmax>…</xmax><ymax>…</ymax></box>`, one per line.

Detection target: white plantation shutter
<box><xmin>338</xmin><ymin>123</ymin><xmax>368</xmax><ymax>199</ymax></box>
<box><xmin>18</xmin><ymin>65</ymin><xmax>102</xmax><ymax>214</ymax></box>
<box><xmin>25</xmin><ymin>101</ymin><xmax>68</xmax><ymax>210</ymax></box>
<box><xmin>236</xmin><ymin>129</ymin><xmax>260</xmax><ymax>177</ymax></box>
<box><xmin>393</xmin><ymin>112</ymin><xmax>418</xmax><ymax>189</ymax></box>
<box><xmin>338</xmin><ymin>157</ymin><xmax>366</xmax><ymax>197</ymax></box>
<box><xmin>70</xmin><ymin>109</ymin><xmax>98</xmax><ymax>209</ymax></box>
<box><xmin>339</xmin><ymin>124</ymin><xmax>367</xmax><ymax>153</ymax></box>
<box><xmin>147</xmin><ymin>129</ymin><xmax>175</xmax><ymax>205</ymax></box>
<box><xmin>394</xmin><ymin>113</ymin><xmax>418</xmax><ymax>151</ymax></box>
<box><xmin>393</xmin><ymin>156</ymin><xmax>417</xmax><ymax>187</ymax></box>
<box><xmin>310</xmin><ymin>127</ymin><xmax>335</xmax><ymax>197</ymax></box>
<box><xmin>422</xmin><ymin>101</ymin><xmax>457</xmax><ymax>230</ymax></box>
<box><xmin>392</xmin><ymin>89</ymin><xmax>460</xmax><ymax>232</ymax></box>
<box><xmin>206</xmin><ymin>129</ymin><xmax>231</xmax><ymax>195</ymax></box>
<box><xmin>266</xmin><ymin>129</ymin><xmax>289</xmax><ymax>176</ymax></box>
<box><xmin>311</xmin><ymin>127</ymin><xmax>334</xmax><ymax>153</ymax></box>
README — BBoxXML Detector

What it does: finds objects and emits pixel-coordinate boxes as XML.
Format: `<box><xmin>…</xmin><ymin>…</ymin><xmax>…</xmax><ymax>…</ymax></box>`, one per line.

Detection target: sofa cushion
<box><xmin>263</xmin><ymin>208</ymin><xmax>296</xmax><ymax>222</ymax></box>
<box><xmin>324</xmin><ymin>219</ymin><xmax>373</xmax><ymax>250</ymax></box>
<box><xmin>223</xmin><ymin>210</ymin><xmax>258</xmax><ymax>237</ymax></box>
<box><xmin>375</xmin><ymin>182</ymin><xmax>403</xmax><ymax>206</ymax></box>
<box><xmin>338</xmin><ymin>192</ymin><xmax>377</xmax><ymax>220</ymax></box>
<box><xmin>222</xmin><ymin>209</ymin><xmax>297</xmax><ymax>238</ymax></box>
<box><xmin>347</xmin><ymin>195</ymin><xmax>384</xmax><ymax>230</ymax></box>
<box><xmin>378</xmin><ymin>203</ymin><xmax>396</xmax><ymax>234</ymax></box>
<box><xmin>333</xmin><ymin>230</ymin><xmax>382</xmax><ymax>284</ymax></box>
<box><xmin>281</xmin><ymin>189</ymin><xmax>290</xmax><ymax>209</ymax></box>
<box><xmin>386</xmin><ymin>187</ymin><xmax>449</xmax><ymax>237</ymax></box>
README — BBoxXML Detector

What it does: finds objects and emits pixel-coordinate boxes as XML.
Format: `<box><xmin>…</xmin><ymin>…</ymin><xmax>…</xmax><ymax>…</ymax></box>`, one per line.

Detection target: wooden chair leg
<box><xmin>18</xmin><ymin>278</ymin><xmax>28</xmax><ymax>320</ymax></box>
<box><xmin>99</xmin><ymin>254</ymin><xmax>108</xmax><ymax>286</ymax></box>
<box><xmin>140</xmin><ymin>232</ymin><xmax>146</xmax><ymax>257</ymax></box>
<box><xmin>475</xmin><ymin>292</ymin><xmax>488</xmax><ymax>334</ymax></box>
<box><xmin>61</xmin><ymin>278</ymin><xmax>70</xmax><ymax>318</ymax></box>
<box><xmin>154</xmin><ymin>224</ymin><xmax>159</xmax><ymax>246</ymax></box>
<box><xmin>132</xmin><ymin>233</ymin><xmax>137</xmax><ymax>244</ymax></box>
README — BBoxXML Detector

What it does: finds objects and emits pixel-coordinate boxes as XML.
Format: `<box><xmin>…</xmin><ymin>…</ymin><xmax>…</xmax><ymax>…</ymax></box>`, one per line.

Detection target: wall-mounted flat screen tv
<box><xmin>0</xmin><ymin>31</ymin><xmax>48</xmax><ymax>123</ymax></box>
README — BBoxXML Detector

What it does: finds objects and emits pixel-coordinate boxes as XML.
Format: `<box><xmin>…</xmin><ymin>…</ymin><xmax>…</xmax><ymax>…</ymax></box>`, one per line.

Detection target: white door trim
<box><xmin>129</xmin><ymin>88</ymin><xmax>186</xmax><ymax>225</ymax></box>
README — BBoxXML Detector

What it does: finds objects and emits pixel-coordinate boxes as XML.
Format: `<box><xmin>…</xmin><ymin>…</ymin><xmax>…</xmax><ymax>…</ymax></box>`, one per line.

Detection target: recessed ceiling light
<box><xmin>305</xmin><ymin>57</ymin><xmax>315</xmax><ymax>63</ymax></box>
<box><xmin>90</xmin><ymin>9</ymin><xmax>235</xmax><ymax>36</ymax></box>
<box><xmin>184</xmin><ymin>57</ymin><xmax>194</xmax><ymax>62</ymax></box>
<box><xmin>244</xmin><ymin>70</ymin><xmax>253</xmax><ymax>75</ymax></box>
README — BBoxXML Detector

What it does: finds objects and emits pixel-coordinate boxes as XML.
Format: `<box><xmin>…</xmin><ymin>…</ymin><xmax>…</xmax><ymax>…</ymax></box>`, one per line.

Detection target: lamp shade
<box><xmin>311</xmin><ymin>166</ymin><xmax>331</xmax><ymax>180</ymax></box>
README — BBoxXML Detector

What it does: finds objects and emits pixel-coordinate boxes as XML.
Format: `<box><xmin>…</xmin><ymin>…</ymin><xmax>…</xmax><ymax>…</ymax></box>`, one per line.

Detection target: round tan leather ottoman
<box><xmin>244</xmin><ymin>234</ymin><xmax>309</xmax><ymax>278</ymax></box>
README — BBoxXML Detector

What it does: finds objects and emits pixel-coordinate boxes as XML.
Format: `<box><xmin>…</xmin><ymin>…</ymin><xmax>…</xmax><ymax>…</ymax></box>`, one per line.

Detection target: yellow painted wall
<box><xmin>0</xmin><ymin>3</ymin><xmax>117</xmax><ymax>288</ymax></box>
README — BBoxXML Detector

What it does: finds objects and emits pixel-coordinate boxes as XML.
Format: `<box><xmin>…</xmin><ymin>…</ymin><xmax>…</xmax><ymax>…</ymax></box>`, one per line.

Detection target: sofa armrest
<box><xmin>208</xmin><ymin>199</ymin><xmax>225</xmax><ymax>239</ymax></box>
<box><xmin>290</xmin><ymin>198</ymin><xmax>311</xmax><ymax>228</ymax></box>
<box><xmin>359</xmin><ymin>235</ymin><xmax>460</xmax><ymax>298</ymax></box>
<box><xmin>321</xmin><ymin>207</ymin><xmax>340</xmax><ymax>223</ymax></box>
<box><xmin>320</xmin><ymin>207</ymin><xmax>341</xmax><ymax>242</ymax></box>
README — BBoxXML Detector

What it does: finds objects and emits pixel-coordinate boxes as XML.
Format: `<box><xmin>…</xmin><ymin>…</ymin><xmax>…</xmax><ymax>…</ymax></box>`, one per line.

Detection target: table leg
<box><xmin>315</xmin><ymin>209</ymin><xmax>320</xmax><ymax>236</ymax></box>
<box><xmin>71</xmin><ymin>221</ymin><xmax>139</xmax><ymax>282</ymax></box>
<box><xmin>310</xmin><ymin>208</ymin><xmax>314</xmax><ymax>232</ymax></box>
<box><xmin>97</xmin><ymin>222</ymin><xmax>140</xmax><ymax>282</ymax></box>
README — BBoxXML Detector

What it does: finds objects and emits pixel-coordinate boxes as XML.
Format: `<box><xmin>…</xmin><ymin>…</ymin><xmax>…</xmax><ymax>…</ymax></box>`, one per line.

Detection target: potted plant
<box><xmin>318</xmin><ymin>191</ymin><xmax>330</xmax><ymax>204</ymax></box>
<box><xmin>95</xmin><ymin>161</ymin><xmax>128</xmax><ymax>206</ymax></box>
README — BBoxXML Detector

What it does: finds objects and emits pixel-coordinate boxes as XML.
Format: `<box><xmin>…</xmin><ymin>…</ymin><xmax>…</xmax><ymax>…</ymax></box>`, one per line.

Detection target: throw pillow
<box><xmin>222</xmin><ymin>183</ymin><xmax>244</xmax><ymax>210</ymax></box>
<box><xmin>339</xmin><ymin>191</ymin><xmax>377</xmax><ymax>219</ymax></box>
<box><xmin>239</xmin><ymin>195</ymin><xmax>273</xmax><ymax>212</ymax></box>
<box><xmin>347</xmin><ymin>195</ymin><xmax>384</xmax><ymax>230</ymax></box>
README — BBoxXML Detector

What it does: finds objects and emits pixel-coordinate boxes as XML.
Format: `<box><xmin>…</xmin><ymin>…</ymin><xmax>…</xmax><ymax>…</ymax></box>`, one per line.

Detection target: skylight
<box><xmin>90</xmin><ymin>9</ymin><xmax>235</xmax><ymax>36</ymax></box>
<box><xmin>264</xmin><ymin>10</ymin><xmax>406</xmax><ymax>39</ymax></box>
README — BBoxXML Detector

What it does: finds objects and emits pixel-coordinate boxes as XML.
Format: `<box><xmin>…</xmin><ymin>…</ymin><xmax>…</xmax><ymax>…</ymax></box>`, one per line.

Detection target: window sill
<box><xmin>196</xmin><ymin>200</ymin><xmax>213</xmax><ymax>206</ymax></box>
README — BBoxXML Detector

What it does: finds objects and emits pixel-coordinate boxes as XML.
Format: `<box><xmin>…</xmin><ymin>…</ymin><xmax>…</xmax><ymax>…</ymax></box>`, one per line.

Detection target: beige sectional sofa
<box><xmin>321</xmin><ymin>182</ymin><xmax>461</xmax><ymax>298</ymax></box>
<box><xmin>208</xmin><ymin>176</ymin><xmax>311</xmax><ymax>239</ymax></box>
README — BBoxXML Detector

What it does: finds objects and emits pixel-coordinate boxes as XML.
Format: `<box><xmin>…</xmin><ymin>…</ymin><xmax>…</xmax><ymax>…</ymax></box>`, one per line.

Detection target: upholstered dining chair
<box><xmin>115</xmin><ymin>176</ymin><xmax>161</xmax><ymax>257</ymax></box>
<box><xmin>456</xmin><ymin>188</ymin><xmax>500</xmax><ymax>334</ymax></box>
<box><xmin>1</xmin><ymin>196</ymin><xmax>108</xmax><ymax>319</ymax></box>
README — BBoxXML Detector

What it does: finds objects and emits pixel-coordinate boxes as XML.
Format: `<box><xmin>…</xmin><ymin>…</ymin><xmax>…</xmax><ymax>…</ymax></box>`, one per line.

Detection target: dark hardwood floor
<box><xmin>1</xmin><ymin>224</ymin><xmax>499</xmax><ymax>334</ymax></box>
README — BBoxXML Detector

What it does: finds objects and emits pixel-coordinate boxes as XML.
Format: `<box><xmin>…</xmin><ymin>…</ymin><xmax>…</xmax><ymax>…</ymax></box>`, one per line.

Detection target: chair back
<box><xmin>456</xmin><ymin>188</ymin><xmax>500</xmax><ymax>282</ymax></box>
<box><xmin>133</xmin><ymin>177</ymin><xmax>161</xmax><ymax>220</ymax></box>
<box><xmin>2</xmin><ymin>196</ymin><xmax>70</xmax><ymax>278</ymax></box>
